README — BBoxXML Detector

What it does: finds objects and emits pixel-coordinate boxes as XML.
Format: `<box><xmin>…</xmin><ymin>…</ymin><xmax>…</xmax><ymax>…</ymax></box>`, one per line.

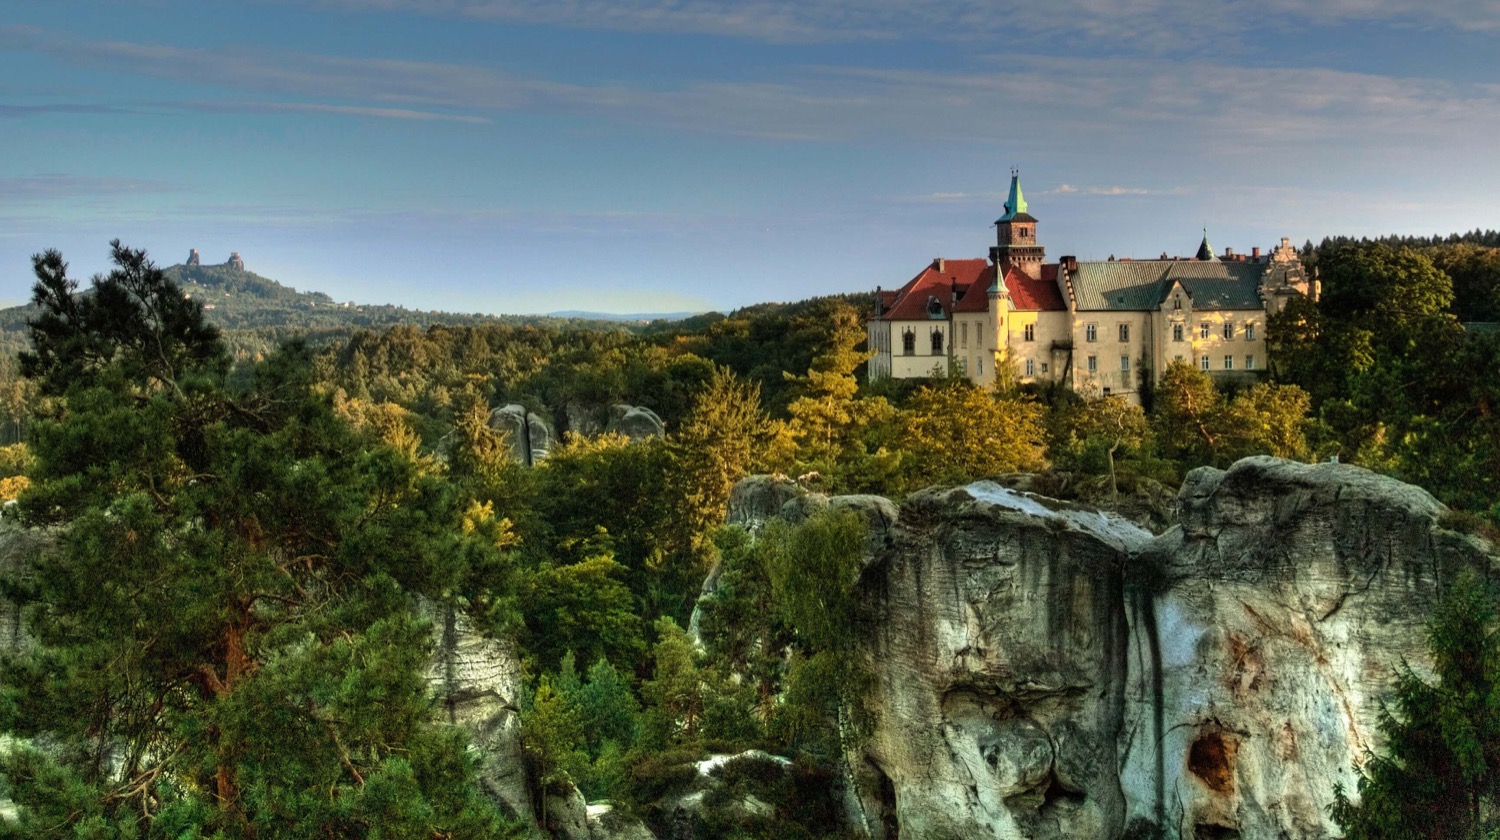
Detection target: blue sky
<box><xmin>2</xmin><ymin>1</ymin><xmax>1498</xmax><ymax>314</ymax></box>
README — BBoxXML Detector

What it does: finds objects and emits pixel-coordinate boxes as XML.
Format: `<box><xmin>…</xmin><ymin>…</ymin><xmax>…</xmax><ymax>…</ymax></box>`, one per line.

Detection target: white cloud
<box><xmin>301</xmin><ymin>0</ymin><xmax>1500</xmax><ymax>43</ymax></box>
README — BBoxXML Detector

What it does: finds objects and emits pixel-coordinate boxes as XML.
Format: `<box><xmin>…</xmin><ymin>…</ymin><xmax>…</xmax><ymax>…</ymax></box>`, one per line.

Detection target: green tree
<box><xmin>1221</xmin><ymin>383</ymin><xmax>1312</xmax><ymax>461</ymax></box>
<box><xmin>1071</xmin><ymin>392</ymin><xmax>1150</xmax><ymax>501</ymax></box>
<box><xmin>1154</xmin><ymin>358</ymin><xmax>1225</xmax><ymax>464</ymax></box>
<box><xmin>667</xmin><ymin>367</ymin><xmax>771</xmax><ymax>554</ymax></box>
<box><xmin>639</xmin><ymin>617</ymin><xmax>707</xmax><ymax>750</ymax></box>
<box><xmin>1332</xmin><ymin>571</ymin><xmax>1500</xmax><ymax>839</ymax></box>
<box><xmin>760</xmin><ymin>510</ymin><xmax>874</xmax><ymax>753</ymax></box>
<box><xmin>0</xmin><ymin>244</ymin><xmax>510</xmax><ymax>837</ymax></box>
<box><xmin>784</xmin><ymin>302</ymin><xmax>882</xmax><ymax>472</ymax></box>
<box><xmin>893</xmin><ymin>380</ymin><xmax>1047</xmax><ymax>493</ymax></box>
<box><xmin>520</xmin><ymin>675</ymin><xmax>584</xmax><ymax>826</ymax></box>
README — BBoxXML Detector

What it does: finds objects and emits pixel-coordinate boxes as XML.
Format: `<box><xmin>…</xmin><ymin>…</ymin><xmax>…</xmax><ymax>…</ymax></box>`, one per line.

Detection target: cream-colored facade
<box><xmin>867</xmin><ymin>174</ymin><xmax>1313</xmax><ymax>404</ymax></box>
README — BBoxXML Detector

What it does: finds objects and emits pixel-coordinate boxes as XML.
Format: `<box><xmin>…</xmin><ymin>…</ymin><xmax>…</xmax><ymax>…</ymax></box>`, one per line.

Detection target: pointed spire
<box><xmin>998</xmin><ymin>167</ymin><xmax>1028</xmax><ymax>222</ymax></box>
<box><xmin>1195</xmin><ymin>228</ymin><xmax>1218</xmax><ymax>261</ymax></box>
<box><xmin>990</xmin><ymin>265</ymin><xmax>1010</xmax><ymax>296</ymax></box>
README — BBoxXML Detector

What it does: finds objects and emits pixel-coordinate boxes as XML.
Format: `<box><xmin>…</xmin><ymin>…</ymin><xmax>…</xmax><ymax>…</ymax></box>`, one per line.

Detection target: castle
<box><xmin>866</xmin><ymin>171</ymin><xmax>1314</xmax><ymax>403</ymax></box>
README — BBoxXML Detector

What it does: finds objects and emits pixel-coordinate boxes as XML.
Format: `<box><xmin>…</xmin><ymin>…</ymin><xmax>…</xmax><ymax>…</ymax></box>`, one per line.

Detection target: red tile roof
<box><xmin>1006</xmin><ymin>266</ymin><xmax>1067</xmax><ymax>311</ymax></box>
<box><xmin>875</xmin><ymin>258</ymin><xmax>1067</xmax><ymax>319</ymax></box>
<box><xmin>878</xmin><ymin>259</ymin><xmax>989</xmax><ymax>320</ymax></box>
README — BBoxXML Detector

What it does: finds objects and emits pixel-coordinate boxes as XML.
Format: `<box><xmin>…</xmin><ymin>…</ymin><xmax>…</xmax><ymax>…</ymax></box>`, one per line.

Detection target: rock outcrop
<box><xmin>848</xmin><ymin>481</ymin><xmax>1150</xmax><ymax>838</ymax></box>
<box><xmin>605</xmin><ymin>405</ymin><xmax>665</xmax><ymax>441</ymax></box>
<box><xmin>1117</xmin><ymin>458</ymin><xmax>1487</xmax><ymax>838</ymax></box>
<box><xmin>227</xmin><ymin>251</ymin><xmax>245</xmax><ymax>271</ymax></box>
<box><xmin>423</xmin><ymin>601</ymin><xmax>536</xmax><ymax>832</ymax></box>
<box><xmin>489</xmin><ymin>404</ymin><xmax>555</xmax><ymax>466</ymax></box>
<box><xmin>812</xmin><ymin>457</ymin><xmax>1499</xmax><ymax>839</ymax></box>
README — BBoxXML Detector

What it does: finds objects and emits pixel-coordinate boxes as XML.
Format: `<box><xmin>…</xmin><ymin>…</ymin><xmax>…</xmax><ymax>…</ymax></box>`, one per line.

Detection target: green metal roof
<box><xmin>1195</xmin><ymin>230</ymin><xmax>1218</xmax><ymax>261</ymax></box>
<box><xmin>997</xmin><ymin>171</ymin><xmax>1028</xmax><ymax>222</ymax></box>
<box><xmin>1070</xmin><ymin>260</ymin><xmax>1266</xmax><ymax>311</ymax></box>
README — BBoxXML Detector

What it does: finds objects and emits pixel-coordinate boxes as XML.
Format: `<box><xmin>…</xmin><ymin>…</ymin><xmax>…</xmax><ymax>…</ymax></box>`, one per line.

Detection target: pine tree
<box><xmin>0</xmin><ymin>243</ymin><xmax>513</xmax><ymax>837</ymax></box>
<box><xmin>1331</xmin><ymin>570</ymin><xmax>1500</xmax><ymax>839</ymax></box>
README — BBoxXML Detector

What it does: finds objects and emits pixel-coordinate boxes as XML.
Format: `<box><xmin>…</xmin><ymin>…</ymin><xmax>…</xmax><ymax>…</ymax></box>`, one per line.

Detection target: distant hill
<box><xmin>547</xmin><ymin>310</ymin><xmax>700</xmax><ymax>323</ymax></box>
<box><xmin>0</xmin><ymin>262</ymin><xmax>638</xmax><ymax>359</ymax></box>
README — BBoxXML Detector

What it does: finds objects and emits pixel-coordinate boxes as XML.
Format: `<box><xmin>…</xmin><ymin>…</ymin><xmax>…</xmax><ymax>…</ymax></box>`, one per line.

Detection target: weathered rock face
<box><xmin>227</xmin><ymin>251</ymin><xmax>244</xmax><ymax>271</ymax></box>
<box><xmin>0</xmin><ymin>518</ymin><xmax>52</xmax><ymax>655</ymax></box>
<box><xmin>848</xmin><ymin>481</ymin><xmax>1151</xmax><ymax>839</ymax></box>
<box><xmin>489</xmin><ymin>404</ymin><xmax>555</xmax><ymax>466</ymax></box>
<box><xmin>606</xmin><ymin>404</ymin><xmax>665</xmax><ymax>442</ymax></box>
<box><xmin>1118</xmin><ymin>457</ymin><xmax>1490</xmax><ymax>839</ymax></box>
<box><xmin>422</xmin><ymin>600</ymin><xmax>537</xmax><ymax>832</ymax></box>
<box><xmin>835</xmin><ymin>457</ymin><xmax>1499</xmax><ymax>839</ymax></box>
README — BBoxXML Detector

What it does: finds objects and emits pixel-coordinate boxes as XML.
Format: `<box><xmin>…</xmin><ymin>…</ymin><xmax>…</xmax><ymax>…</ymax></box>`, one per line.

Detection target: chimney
<box><xmin>1224</xmin><ymin>247</ymin><xmax>1234</xmax><ymax>259</ymax></box>
<box><xmin>1252</xmin><ymin>246</ymin><xmax>1261</xmax><ymax>260</ymax></box>
<box><xmin>1062</xmin><ymin>255</ymin><xmax>1078</xmax><ymax>272</ymax></box>
<box><xmin>936</xmin><ymin>257</ymin><xmax>945</xmax><ymax>272</ymax></box>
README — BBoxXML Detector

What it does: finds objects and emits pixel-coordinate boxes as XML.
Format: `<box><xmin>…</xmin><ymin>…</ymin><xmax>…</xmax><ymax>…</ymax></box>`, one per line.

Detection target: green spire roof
<box><xmin>998</xmin><ymin>169</ymin><xmax>1028</xmax><ymax>222</ymax></box>
<box><xmin>1195</xmin><ymin>228</ymin><xmax>1218</xmax><ymax>261</ymax></box>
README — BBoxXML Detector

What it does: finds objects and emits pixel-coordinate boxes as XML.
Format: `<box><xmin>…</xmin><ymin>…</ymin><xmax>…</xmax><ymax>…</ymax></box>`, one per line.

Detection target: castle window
<box><xmin>1118</xmin><ymin>323</ymin><xmax>1130</xmax><ymax>342</ymax></box>
<box><xmin>1087</xmin><ymin>355</ymin><xmax>1097</xmax><ymax>373</ymax></box>
<box><xmin>1173</xmin><ymin>295</ymin><xmax>1181</xmax><ymax>311</ymax></box>
<box><xmin>1041</xmin><ymin>363</ymin><xmax>1049</xmax><ymax>374</ymax></box>
<box><xmin>1200</xmin><ymin>323</ymin><xmax>1211</xmax><ymax>339</ymax></box>
<box><xmin>977</xmin><ymin>324</ymin><xmax>983</xmax><ymax>346</ymax></box>
<box><xmin>1025</xmin><ymin>358</ymin><xmax>1035</xmax><ymax>377</ymax></box>
<box><xmin>1172</xmin><ymin>324</ymin><xmax>1184</xmax><ymax>342</ymax></box>
<box><xmin>1224</xmin><ymin>355</ymin><xmax>1234</xmax><ymax>370</ymax></box>
<box><xmin>902</xmin><ymin>331</ymin><xmax>916</xmax><ymax>356</ymax></box>
<box><xmin>961</xmin><ymin>322</ymin><xmax>968</xmax><ymax>348</ymax></box>
<box><xmin>1246</xmin><ymin>355</ymin><xmax>1256</xmax><ymax>370</ymax></box>
<box><xmin>1086</xmin><ymin>323</ymin><xmax>1098</xmax><ymax>342</ymax></box>
<box><xmin>1120</xmin><ymin>355</ymin><xmax>1130</xmax><ymax>373</ymax></box>
<box><xmin>1200</xmin><ymin>355</ymin><xmax>1210</xmax><ymax>371</ymax></box>
<box><xmin>1223</xmin><ymin>322</ymin><xmax>1235</xmax><ymax>340</ymax></box>
<box><xmin>931</xmin><ymin>330</ymin><xmax>944</xmax><ymax>355</ymax></box>
<box><xmin>1024</xmin><ymin>323</ymin><xmax>1035</xmax><ymax>342</ymax></box>
<box><xmin>978</xmin><ymin>357</ymin><xmax>984</xmax><ymax>375</ymax></box>
<box><xmin>1246</xmin><ymin>323</ymin><xmax>1257</xmax><ymax>341</ymax></box>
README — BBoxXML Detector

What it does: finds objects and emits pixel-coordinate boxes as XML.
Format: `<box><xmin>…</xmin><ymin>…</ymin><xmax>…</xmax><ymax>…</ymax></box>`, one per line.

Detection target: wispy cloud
<box><xmin>177</xmin><ymin>100</ymin><xmax>492</xmax><ymax>123</ymax></box>
<box><xmin>0</xmin><ymin>102</ymin><xmax>133</xmax><ymax>118</ymax></box>
<box><xmin>298</xmin><ymin>0</ymin><xmax>1500</xmax><ymax>44</ymax></box>
<box><xmin>0</xmin><ymin>174</ymin><xmax>176</xmax><ymax>201</ymax></box>
<box><xmin>1044</xmin><ymin>184</ymin><xmax>1191</xmax><ymax>196</ymax></box>
<box><xmin>5</xmin><ymin>24</ymin><xmax>1500</xmax><ymax>156</ymax></box>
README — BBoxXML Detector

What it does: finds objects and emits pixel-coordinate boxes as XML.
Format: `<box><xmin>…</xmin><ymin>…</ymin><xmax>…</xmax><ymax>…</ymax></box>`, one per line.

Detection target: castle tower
<box><xmin>227</xmin><ymin>252</ymin><xmax>245</xmax><ymax>271</ymax></box>
<box><xmin>187</xmin><ymin>248</ymin><xmax>200</xmax><ymax>266</ymax></box>
<box><xmin>991</xmin><ymin>169</ymin><xmax>1045</xmax><ymax>279</ymax></box>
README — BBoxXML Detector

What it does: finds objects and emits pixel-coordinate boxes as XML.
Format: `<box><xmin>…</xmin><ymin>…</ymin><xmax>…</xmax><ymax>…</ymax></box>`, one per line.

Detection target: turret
<box><xmin>1195</xmin><ymin>229</ymin><xmax>1218</xmax><ymax>262</ymax></box>
<box><xmin>992</xmin><ymin>168</ymin><xmax>1045</xmax><ymax>279</ymax></box>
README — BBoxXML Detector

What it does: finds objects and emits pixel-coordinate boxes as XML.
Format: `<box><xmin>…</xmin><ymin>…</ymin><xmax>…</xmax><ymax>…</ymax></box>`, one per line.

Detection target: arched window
<box><xmin>902</xmin><ymin>330</ymin><xmax>916</xmax><ymax>356</ymax></box>
<box><xmin>931</xmin><ymin>330</ymin><xmax>944</xmax><ymax>355</ymax></box>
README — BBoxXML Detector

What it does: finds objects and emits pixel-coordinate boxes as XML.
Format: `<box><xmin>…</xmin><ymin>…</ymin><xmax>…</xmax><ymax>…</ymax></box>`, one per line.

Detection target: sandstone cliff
<box><xmin>822</xmin><ymin>457</ymin><xmax>1498</xmax><ymax>839</ymax></box>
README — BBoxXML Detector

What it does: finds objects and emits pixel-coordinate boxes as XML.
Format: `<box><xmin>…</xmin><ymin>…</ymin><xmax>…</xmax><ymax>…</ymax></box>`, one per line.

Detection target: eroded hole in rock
<box><xmin>1188</xmin><ymin>732</ymin><xmax>1237</xmax><ymax>793</ymax></box>
<box><xmin>1194</xmin><ymin>823</ymin><xmax>1241</xmax><ymax>840</ymax></box>
<box><xmin>868</xmin><ymin>758</ymin><xmax>899</xmax><ymax>840</ymax></box>
<box><xmin>1041</xmin><ymin>772</ymin><xmax>1085</xmax><ymax>808</ymax></box>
